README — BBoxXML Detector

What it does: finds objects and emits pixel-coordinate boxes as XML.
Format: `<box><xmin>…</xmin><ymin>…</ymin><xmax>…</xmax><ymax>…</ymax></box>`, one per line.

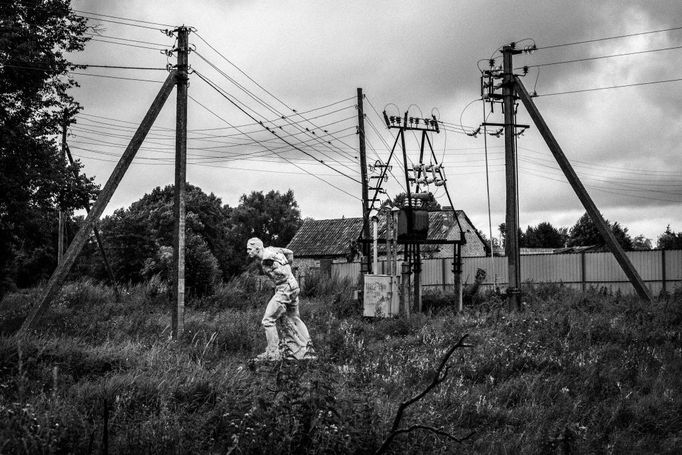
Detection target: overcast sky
<box><xmin>68</xmin><ymin>0</ymin><xmax>682</xmax><ymax>243</ymax></box>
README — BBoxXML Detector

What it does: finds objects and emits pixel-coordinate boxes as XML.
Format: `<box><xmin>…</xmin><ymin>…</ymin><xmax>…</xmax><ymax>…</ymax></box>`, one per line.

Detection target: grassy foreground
<box><xmin>0</xmin><ymin>279</ymin><xmax>681</xmax><ymax>454</ymax></box>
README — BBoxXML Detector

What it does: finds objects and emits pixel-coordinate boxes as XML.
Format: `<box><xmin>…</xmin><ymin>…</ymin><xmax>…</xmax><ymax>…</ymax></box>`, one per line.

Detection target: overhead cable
<box><xmin>188</xmin><ymin>82</ymin><xmax>361</xmax><ymax>200</ymax></box>
<box><xmin>536</xmin><ymin>77</ymin><xmax>682</xmax><ymax>97</ymax></box>
<box><xmin>536</xmin><ymin>25</ymin><xmax>682</xmax><ymax>50</ymax></box>
<box><xmin>72</xmin><ymin>9</ymin><xmax>176</xmax><ymax>27</ymax></box>
<box><xmin>521</xmin><ymin>44</ymin><xmax>682</xmax><ymax>69</ymax></box>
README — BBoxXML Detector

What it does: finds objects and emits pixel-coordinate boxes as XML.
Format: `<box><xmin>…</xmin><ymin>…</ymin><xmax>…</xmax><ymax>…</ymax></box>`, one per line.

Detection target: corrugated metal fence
<box><xmin>331</xmin><ymin>250</ymin><xmax>682</xmax><ymax>295</ymax></box>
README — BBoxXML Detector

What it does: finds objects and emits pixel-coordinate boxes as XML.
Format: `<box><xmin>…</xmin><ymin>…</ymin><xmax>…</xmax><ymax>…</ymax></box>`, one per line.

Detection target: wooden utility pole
<box><xmin>18</xmin><ymin>71</ymin><xmax>178</xmax><ymax>334</ymax></box>
<box><xmin>502</xmin><ymin>45</ymin><xmax>522</xmax><ymax>310</ymax></box>
<box><xmin>173</xmin><ymin>26</ymin><xmax>189</xmax><ymax>338</ymax></box>
<box><xmin>513</xmin><ymin>76</ymin><xmax>653</xmax><ymax>302</ymax></box>
<box><xmin>357</xmin><ymin>88</ymin><xmax>372</xmax><ymax>274</ymax></box>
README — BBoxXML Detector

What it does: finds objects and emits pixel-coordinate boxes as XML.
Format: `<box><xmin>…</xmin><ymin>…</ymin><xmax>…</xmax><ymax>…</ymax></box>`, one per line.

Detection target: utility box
<box><xmin>397</xmin><ymin>207</ymin><xmax>429</xmax><ymax>242</ymax></box>
<box><xmin>363</xmin><ymin>274</ymin><xmax>400</xmax><ymax>317</ymax></box>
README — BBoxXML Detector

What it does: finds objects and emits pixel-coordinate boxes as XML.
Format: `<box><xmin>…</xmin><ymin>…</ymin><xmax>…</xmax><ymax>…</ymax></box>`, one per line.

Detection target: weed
<box><xmin>0</xmin><ymin>282</ymin><xmax>680</xmax><ymax>453</ymax></box>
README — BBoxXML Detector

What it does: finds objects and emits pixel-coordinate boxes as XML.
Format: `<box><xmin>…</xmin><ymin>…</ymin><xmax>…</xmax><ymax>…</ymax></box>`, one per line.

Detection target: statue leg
<box><xmin>281</xmin><ymin>285</ymin><xmax>315</xmax><ymax>359</ymax></box>
<box><xmin>258</xmin><ymin>291</ymin><xmax>286</xmax><ymax>360</ymax></box>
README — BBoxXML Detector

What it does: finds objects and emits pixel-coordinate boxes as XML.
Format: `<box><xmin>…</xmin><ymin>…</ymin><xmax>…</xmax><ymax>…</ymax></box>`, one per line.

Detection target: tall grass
<box><xmin>1</xmin><ymin>278</ymin><xmax>680</xmax><ymax>453</ymax></box>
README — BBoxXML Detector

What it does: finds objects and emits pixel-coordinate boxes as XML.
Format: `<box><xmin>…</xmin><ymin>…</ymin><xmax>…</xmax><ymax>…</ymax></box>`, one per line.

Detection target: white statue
<box><xmin>246</xmin><ymin>238</ymin><xmax>315</xmax><ymax>361</ymax></box>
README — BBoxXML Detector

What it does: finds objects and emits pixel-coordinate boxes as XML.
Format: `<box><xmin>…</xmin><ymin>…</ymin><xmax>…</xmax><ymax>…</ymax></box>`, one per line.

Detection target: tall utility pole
<box><xmin>173</xmin><ymin>26</ymin><xmax>189</xmax><ymax>338</ymax></box>
<box><xmin>58</xmin><ymin>113</ymin><xmax>68</xmax><ymax>264</ymax></box>
<box><xmin>491</xmin><ymin>41</ymin><xmax>653</xmax><ymax>303</ymax></box>
<box><xmin>502</xmin><ymin>45</ymin><xmax>522</xmax><ymax>310</ymax></box>
<box><xmin>357</xmin><ymin>88</ymin><xmax>371</xmax><ymax>274</ymax></box>
<box><xmin>19</xmin><ymin>71</ymin><xmax>178</xmax><ymax>334</ymax></box>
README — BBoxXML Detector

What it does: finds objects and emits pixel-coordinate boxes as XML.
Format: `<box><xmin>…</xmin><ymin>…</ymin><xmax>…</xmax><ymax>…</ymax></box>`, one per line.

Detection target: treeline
<box><xmin>72</xmin><ymin>185</ymin><xmax>302</xmax><ymax>296</ymax></box>
<box><xmin>493</xmin><ymin>215</ymin><xmax>682</xmax><ymax>252</ymax></box>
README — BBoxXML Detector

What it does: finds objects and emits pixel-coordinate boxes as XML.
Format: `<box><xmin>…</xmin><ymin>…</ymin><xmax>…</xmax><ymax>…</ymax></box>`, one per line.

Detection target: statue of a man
<box><xmin>246</xmin><ymin>237</ymin><xmax>314</xmax><ymax>361</ymax></box>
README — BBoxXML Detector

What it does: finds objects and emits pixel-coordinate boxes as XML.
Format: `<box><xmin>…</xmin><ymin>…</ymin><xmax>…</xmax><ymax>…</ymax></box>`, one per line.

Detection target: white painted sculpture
<box><xmin>246</xmin><ymin>237</ymin><xmax>315</xmax><ymax>361</ymax></box>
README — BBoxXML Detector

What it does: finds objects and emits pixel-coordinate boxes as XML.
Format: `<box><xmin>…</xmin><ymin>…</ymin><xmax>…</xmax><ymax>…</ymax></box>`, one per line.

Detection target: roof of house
<box><xmin>287</xmin><ymin>217</ymin><xmax>364</xmax><ymax>257</ymax></box>
<box><xmin>287</xmin><ymin>210</ymin><xmax>486</xmax><ymax>258</ymax></box>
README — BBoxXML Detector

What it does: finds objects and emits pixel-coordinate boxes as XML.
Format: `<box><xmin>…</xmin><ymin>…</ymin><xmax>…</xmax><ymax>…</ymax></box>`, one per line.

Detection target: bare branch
<box><xmin>376</xmin><ymin>334</ymin><xmax>473</xmax><ymax>454</ymax></box>
<box><xmin>377</xmin><ymin>424</ymin><xmax>476</xmax><ymax>453</ymax></box>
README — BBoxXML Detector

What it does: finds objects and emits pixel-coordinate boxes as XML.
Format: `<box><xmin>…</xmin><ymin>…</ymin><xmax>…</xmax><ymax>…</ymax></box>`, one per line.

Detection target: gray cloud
<box><xmin>69</xmin><ymin>0</ymin><xmax>682</xmax><ymax>239</ymax></box>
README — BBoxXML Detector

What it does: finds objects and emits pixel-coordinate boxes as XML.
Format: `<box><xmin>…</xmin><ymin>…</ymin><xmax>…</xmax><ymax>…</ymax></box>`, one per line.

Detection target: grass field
<box><xmin>1</xmin><ymin>278</ymin><xmax>681</xmax><ymax>454</ymax></box>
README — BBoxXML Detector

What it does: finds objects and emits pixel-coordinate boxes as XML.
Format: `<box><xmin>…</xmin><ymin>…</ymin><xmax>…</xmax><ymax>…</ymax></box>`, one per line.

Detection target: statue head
<box><xmin>246</xmin><ymin>237</ymin><xmax>264</xmax><ymax>259</ymax></box>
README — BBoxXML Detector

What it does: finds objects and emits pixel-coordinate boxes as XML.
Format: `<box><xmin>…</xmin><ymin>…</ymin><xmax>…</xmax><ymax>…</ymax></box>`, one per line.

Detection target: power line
<box><xmin>187</xmin><ymin>84</ymin><xmax>361</xmax><ymax>200</ymax></box>
<box><xmin>520</xmin><ymin>44</ymin><xmax>682</xmax><ymax>69</ymax></box>
<box><xmin>521</xmin><ymin>167</ymin><xmax>681</xmax><ymax>203</ymax></box>
<box><xmin>72</xmin><ymin>121</ymin><xmax>358</xmax><ymax>162</ymax></box>
<box><xmin>88</xmin><ymin>37</ymin><xmax>166</xmax><ymax>51</ymax></box>
<box><xmin>518</xmin><ymin>157</ymin><xmax>682</xmax><ymax>197</ymax></box>
<box><xmin>193</xmin><ymin>49</ymin><xmax>360</xmax><ymax>165</ymax></box>
<box><xmin>193</xmin><ymin>31</ymin><xmax>293</xmax><ymax>112</ymax></box>
<box><xmin>518</xmin><ymin>146</ymin><xmax>682</xmax><ymax>178</ymax></box>
<box><xmin>84</xmin><ymin>32</ymin><xmax>169</xmax><ymax>47</ymax></box>
<box><xmin>193</xmin><ymin>33</ymin><xmax>360</xmax><ymax>162</ymax></box>
<box><xmin>1</xmin><ymin>63</ymin><xmax>165</xmax><ymax>72</ymax></box>
<box><xmin>70</xmin><ymin>71</ymin><xmax>165</xmax><ymax>83</ymax></box>
<box><xmin>72</xmin><ymin>9</ymin><xmax>176</xmax><ymax>28</ymax></box>
<box><xmin>70</xmin><ymin>145</ymin><xmax>354</xmax><ymax>176</ymax></box>
<box><xmin>84</xmin><ymin>64</ymin><xmax>167</xmax><ymax>70</ymax></box>
<box><xmin>536</xmin><ymin>77</ymin><xmax>682</xmax><ymax>97</ymax></box>
<box><xmin>77</xmin><ymin>100</ymin><xmax>355</xmax><ymax>133</ymax></box>
<box><xmin>191</xmin><ymin>66</ymin><xmax>361</xmax><ymax>175</ymax></box>
<box><xmin>536</xmin><ymin>25</ymin><xmax>682</xmax><ymax>50</ymax></box>
<box><xmin>191</xmin><ymin>76</ymin><xmax>361</xmax><ymax>182</ymax></box>
<box><xmin>75</xmin><ymin>14</ymin><xmax>166</xmax><ymax>31</ymax></box>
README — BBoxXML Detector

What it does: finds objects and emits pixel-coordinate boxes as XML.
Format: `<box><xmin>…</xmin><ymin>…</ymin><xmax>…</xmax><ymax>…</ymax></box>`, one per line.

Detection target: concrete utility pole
<box><xmin>502</xmin><ymin>45</ymin><xmax>522</xmax><ymax>310</ymax></box>
<box><xmin>357</xmin><ymin>88</ymin><xmax>372</xmax><ymax>274</ymax></box>
<box><xmin>173</xmin><ymin>26</ymin><xmax>189</xmax><ymax>338</ymax></box>
<box><xmin>57</xmin><ymin>112</ymin><xmax>70</xmax><ymax>264</ymax></box>
<box><xmin>19</xmin><ymin>71</ymin><xmax>178</xmax><ymax>334</ymax></box>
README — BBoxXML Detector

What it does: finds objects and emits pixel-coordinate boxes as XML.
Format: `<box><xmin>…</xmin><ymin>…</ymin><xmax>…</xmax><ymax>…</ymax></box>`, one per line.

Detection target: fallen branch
<box><xmin>375</xmin><ymin>334</ymin><xmax>473</xmax><ymax>454</ymax></box>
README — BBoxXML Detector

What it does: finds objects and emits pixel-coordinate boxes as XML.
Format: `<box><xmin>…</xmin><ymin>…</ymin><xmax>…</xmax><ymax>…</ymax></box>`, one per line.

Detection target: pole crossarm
<box><xmin>18</xmin><ymin>70</ymin><xmax>179</xmax><ymax>334</ymax></box>
<box><xmin>513</xmin><ymin>75</ymin><xmax>653</xmax><ymax>302</ymax></box>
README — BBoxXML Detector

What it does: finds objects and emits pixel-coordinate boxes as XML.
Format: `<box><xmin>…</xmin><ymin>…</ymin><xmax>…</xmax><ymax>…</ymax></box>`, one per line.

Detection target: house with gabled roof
<box><xmin>286</xmin><ymin>208</ymin><xmax>486</xmax><ymax>275</ymax></box>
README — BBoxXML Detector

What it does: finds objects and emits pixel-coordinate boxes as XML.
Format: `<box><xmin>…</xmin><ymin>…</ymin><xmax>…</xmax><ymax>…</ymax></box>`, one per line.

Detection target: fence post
<box><xmin>442</xmin><ymin>258</ymin><xmax>448</xmax><ymax>292</ymax></box>
<box><xmin>581</xmin><ymin>251</ymin><xmax>586</xmax><ymax>293</ymax></box>
<box><xmin>661</xmin><ymin>249</ymin><xmax>667</xmax><ymax>294</ymax></box>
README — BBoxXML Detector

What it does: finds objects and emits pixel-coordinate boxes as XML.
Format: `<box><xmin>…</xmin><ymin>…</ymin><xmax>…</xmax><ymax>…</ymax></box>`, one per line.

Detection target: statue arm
<box><xmin>280</xmin><ymin>248</ymin><xmax>294</xmax><ymax>265</ymax></box>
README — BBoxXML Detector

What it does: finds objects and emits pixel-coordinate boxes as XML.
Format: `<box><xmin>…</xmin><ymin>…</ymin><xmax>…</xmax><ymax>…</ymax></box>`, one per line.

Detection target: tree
<box><xmin>522</xmin><ymin>222</ymin><xmax>567</xmax><ymax>248</ymax></box>
<box><xmin>382</xmin><ymin>192</ymin><xmax>441</xmax><ymax>211</ymax></box>
<box><xmin>85</xmin><ymin>184</ymin><xmax>229</xmax><ymax>295</ymax></box>
<box><xmin>224</xmin><ymin>190</ymin><xmax>303</xmax><ymax>276</ymax></box>
<box><xmin>567</xmin><ymin>213</ymin><xmax>633</xmax><ymax>250</ymax></box>
<box><xmin>0</xmin><ymin>0</ymin><xmax>97</xmax><ymax>295</ymax></box>
<box><xmin>632</xmin><ymin>234</ymin><xmax>652</xmax><ymax>250</ymax></box>
<box><xmin>498</xmin><ymin>222</ymin><xmax>525</xmax><ymax>250</ymax></box>
<box><xmin>657</xmin><ymin>225</ymin><xmax>682</xmax><ymax>250</ymax></box>
<box><xmin>476</xmin><ymin>229</ymin><xmax>501</xmax><ymax>256</ymax></box>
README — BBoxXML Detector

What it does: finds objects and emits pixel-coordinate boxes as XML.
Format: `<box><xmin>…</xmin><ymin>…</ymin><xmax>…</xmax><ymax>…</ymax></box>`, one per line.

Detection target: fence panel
<box><xmin>665</xmin><ymin>250</ymin><xmax>682</xmax><ymax>291</ymax></box>
<box><xmin>330</xmin><ymin>250</ymin><xmax>682</xmax><ymax>295</ymax></box>
<box><xmin>522</xmin><ymin>254</ymin><xmax>582</xmax><ymax>284</ymax></box>
<box><xmin>420</xmin><ymin>259</ymin><xmax>444</xmax><ymax>287</ymax></box>
<box><xmin>332</xmin><ymin>262</ymin><xmax>361</xmax><ymax>282</ymax></box>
